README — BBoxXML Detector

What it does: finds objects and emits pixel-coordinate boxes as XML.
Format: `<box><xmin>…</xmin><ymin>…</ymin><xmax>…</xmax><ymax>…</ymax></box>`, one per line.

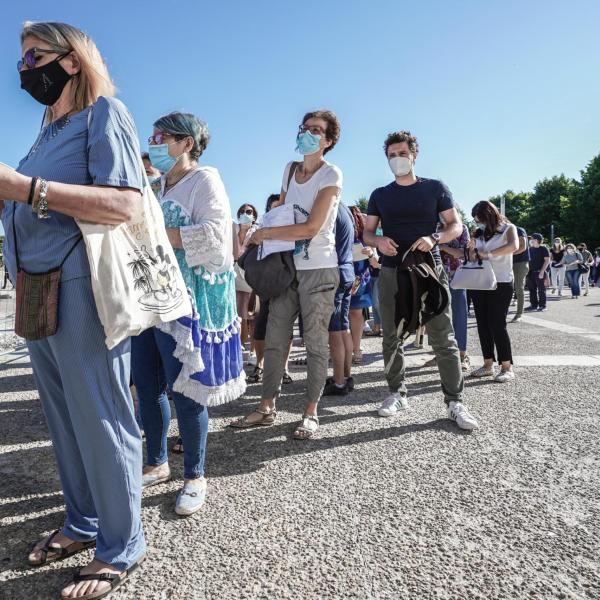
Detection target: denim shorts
<box><xmin>328</xmin><ymin>283</ymin><xmax>352</xmax><ymax>332</ymax></box>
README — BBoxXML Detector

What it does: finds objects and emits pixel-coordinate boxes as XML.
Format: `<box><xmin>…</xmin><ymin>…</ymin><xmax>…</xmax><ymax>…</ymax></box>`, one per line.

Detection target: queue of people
<box><xmin>1</xmin><ymin>19</ymin><xmax>597</xmax><ymax>600</ymax></box>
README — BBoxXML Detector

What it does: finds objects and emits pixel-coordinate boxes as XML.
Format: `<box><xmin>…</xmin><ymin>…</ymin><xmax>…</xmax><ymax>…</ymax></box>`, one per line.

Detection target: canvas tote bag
<box><xmin>76</xmin><ymin>169</ymin><xmax>192</xmax><ymax>349</ymax></box>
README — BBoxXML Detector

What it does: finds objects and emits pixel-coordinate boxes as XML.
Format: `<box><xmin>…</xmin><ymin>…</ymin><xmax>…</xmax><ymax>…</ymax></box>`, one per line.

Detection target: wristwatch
<box><xmin>430</xmin><ymin>233</ymin><xmax>441</xmax><ymax>246</ymax></box>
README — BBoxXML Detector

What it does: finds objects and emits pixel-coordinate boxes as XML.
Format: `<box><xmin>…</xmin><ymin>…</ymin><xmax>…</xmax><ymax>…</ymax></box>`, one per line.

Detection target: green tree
<box><xmin>565</xmin><ymin>154</ymin><xmax>600</xmax><ymax>248</ymax></box>
<box><xmin>526</xmin><ymin>175</ymin><xmax>575</xmax><ymax>240</ymax></box>
<box><xmin>354</xmin><ymin>196</ymin><xmax>369</xmax><ymax>213</ymax></box>
<box><xmin>489</xmin><ymin>190</ymin><xmax>531</xmax><ymax>227</ymax></box>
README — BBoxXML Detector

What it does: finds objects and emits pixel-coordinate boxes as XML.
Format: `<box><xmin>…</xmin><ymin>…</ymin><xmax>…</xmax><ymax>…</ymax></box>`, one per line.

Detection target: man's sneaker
<box><xmin>346</xmin><ymin>376</ymin><xmax>355</xmax><ymax>392</ymax></box>
<box><xmin>494</xmin><ymin>369</ymin><xmax>515</xmax><ymax>383</ymax></box>
<box><xmin>470</xmin><ymin>365</ymin><xmax>495</xmax><ymax>378</ymax></box>
<box><xmin>447</xmin><ymin>401</ymin><xmax>478</xmax><ymax>430</ymax></box>
<box><xmin>322</xmin><ymin>379</ymin><xmax>349</xmax><ymax>396</ymax></box>
<box><xmin>461</xmin><ymin>355</ymin><xmax>471</xmax><ymax>372</ymax></box>
<box><xmin>524</xmin><ymin>305</ymin><xmax>537</xmax><ymax>312</ymax></box>
<box><xmin>537</xmin><ymin>307</ymin><xmax>548</xmax><ymax>312</ymax></box>
<box><xmin>378</xmin><ymin>392</ymin><xmax>408</xmax><ymax>417</ymax></box>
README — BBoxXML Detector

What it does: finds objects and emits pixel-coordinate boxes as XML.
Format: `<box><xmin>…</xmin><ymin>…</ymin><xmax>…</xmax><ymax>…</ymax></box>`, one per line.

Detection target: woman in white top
<box><xmin>230</xmin><ymin>110</ymin><xmax>342</xmax><ymax>439</ymax></box>
<box><xmin>467</xmin><ymin>201</ymin><xmax>519</xmax><ymax>382</ymax></box>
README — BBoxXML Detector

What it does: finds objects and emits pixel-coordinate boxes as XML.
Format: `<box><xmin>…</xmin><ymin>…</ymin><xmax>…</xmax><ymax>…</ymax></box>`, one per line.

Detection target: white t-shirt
<box><xmin>475</xmin><ymin>223</ymin><xmax>516</xmax><ymax>283</ymax></box>
<box><xmin>282</xmin><ymin>160</ymin><xmax>343</xmax><ymax>270</ymax></box>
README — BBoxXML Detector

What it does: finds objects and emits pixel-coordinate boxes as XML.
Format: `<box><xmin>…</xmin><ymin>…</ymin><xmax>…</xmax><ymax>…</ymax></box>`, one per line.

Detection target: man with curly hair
<box><xmin>363</xmin><ymin>131</ymin><xmax>479</xmax><ymax>430</ymax></box>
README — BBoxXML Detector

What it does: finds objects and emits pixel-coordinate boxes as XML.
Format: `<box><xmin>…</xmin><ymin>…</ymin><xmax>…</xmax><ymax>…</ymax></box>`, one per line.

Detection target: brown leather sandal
<box><xmin>293</xmin><ymin>414</ymin><xmax>319</xmax><ymax>440</ymax></box>
<box><xmin>27</xmin><ymin>530</ymin><xmax>96</xmax><ymax>566</ymax></box>
<box><xmin>229</xmin><ymin>408</ymin><xmax>277</xmax><ymax>428</ymax></box>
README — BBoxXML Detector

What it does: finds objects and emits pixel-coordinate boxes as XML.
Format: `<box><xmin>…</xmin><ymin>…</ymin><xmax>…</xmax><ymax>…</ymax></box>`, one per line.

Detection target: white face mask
<box><xmin>388</xmin><ymin>156</ymin><xmax>413</xmax><ymax>177</ymax></box>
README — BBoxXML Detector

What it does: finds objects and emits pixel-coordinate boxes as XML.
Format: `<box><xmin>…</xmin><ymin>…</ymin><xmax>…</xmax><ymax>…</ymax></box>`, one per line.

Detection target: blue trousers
<box><xmin>27</xmin><ymin>277</ymin><xmax>145</xmax><ymax>571</ymax></box>
<box><xmin>450</xmin><ymin>287</ymin><xmax>468</xmax><ymax>352</ymax></box>
<box><xmin>565</xmin><ymin>269</ymin><xmax>581</xmax><ymax>297</ymax></box>
<box><xmin>131</xmin><ymin>328</ymin><xmax>208</xmax><ymax>480</ymax></box>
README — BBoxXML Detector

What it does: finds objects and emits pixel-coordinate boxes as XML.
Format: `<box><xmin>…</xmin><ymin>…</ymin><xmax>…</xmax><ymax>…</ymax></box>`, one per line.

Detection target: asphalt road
<box><xmin>1</xmin><ymin>287</ymin><xmax>599</xmax><ymax>599</ymax></box>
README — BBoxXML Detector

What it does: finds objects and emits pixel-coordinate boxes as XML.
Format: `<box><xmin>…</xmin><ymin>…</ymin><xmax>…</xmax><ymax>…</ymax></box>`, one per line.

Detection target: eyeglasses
<box><xmin>17</xmin><ymin>47</ymin><xmax>67</xmax><ymax>72</ymax></box>
<box><xmin>298</xmin><ymin>124</ymin><xmax>326</xmax><ymax>136</ymax></box>
<box><xmin>148</xmin><ymin>133</ymin><xmax>175</xmax><ymax>145</ymax></box>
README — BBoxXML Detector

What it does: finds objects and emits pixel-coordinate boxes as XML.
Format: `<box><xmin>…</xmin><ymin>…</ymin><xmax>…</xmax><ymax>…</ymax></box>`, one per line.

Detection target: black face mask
<box><xmin>20</xmin><ymin>55</ymin><xmax>72</xmax><ymax>106</ymax></box>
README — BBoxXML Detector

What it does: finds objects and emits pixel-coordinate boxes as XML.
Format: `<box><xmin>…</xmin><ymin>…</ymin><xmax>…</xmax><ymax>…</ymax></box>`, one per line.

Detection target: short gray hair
<box><xmin>153</xmin><ymin>112</ymin><xmax>210</xmax><ymax>160</ymax></box>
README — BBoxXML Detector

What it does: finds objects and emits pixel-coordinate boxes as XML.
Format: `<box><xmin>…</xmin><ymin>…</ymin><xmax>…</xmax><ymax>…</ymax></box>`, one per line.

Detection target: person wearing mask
<box><xmin>593</xmin><ymin>248</ymin><xmax>600</xmax><ymax>287</ymax></box>
<box><xmin>561</xmin><ymin>243</ymin><xmax>583</xmax><ymax>299</ymax></box>
<box><xmin>248</xmin><ymin>194</ymin><xmax>293</xmax><ymax>385</ymax></box>
<box><xmin>0</xmin><ymin>21</ymin><xmax>146</xmax><ymax>599</ymax></box>
<box><xmin>511</xmin><ymin>225</ymin><xmax>530</xmax><ymax>321</ymax></box>
<box><xmin>468</xmin><ymin>201</ymin><xmax>519</xmax><ymax>382</ymax></box>
<box><xmin>525</xmin><ymin>233</ymin><xmax>551</xmax><ymax>312</ymax></box>
<box><xmin>133</xmin><ymin>112</ymin><xmax>245</xmax><ymax>516</ymax></box>
<box><xmin>577</xmin><ymin>243</ymin><xmax>594</xmax><ymax>296</ymax></box>
<box><xmin>323</xmin><ymin>202</ymin><xmax>355</xmax><ymax>396</ymax></box>
<box><xmin>230</xmin><ymin>110</ymin><xmax>342</xmax><ymax>439</ymax></box>
<box><xmin>348</xmin><ymin>206</ymin><xmax>376</xmax><ymax>365</ymax></box>
<box><xmin>549</xmin><ymin>237</ymin><xmax>566</xmax><ymax>296</ymax></box>
<box><xmin>439</xmin><ymin>224</ymin><xmax>471</xmax><ymax>371</ymax></box>
<box><xmin>141</xmin><ymin>151</ymin><xmax>162</xmax><ymax>194</ymax></box>
<box><xmin>363</xmin><ymin>130</ymin><xmax>478</xmax><ymax>430</ymax></box>
<box><xmin>234</xmin><ymin>203</ymin><xmax>259</xmax><ymax>364</ymax></box>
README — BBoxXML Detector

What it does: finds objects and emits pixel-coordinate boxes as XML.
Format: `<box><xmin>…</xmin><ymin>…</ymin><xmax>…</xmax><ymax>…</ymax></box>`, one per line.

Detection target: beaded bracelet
<box><xmin>36</xmin><ymin>179</ymin><xmax>50</xmax><ymax>219</ymax></box>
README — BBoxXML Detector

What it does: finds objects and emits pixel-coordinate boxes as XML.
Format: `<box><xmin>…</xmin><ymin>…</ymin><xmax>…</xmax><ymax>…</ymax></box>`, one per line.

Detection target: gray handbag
<box><xmin>450</xmin><ymin>249</ymin><xmax>498</xmax><ymax>291</ymax></box>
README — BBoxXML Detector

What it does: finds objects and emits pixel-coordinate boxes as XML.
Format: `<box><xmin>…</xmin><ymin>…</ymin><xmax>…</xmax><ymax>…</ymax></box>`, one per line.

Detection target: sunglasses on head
<box><xmin>17</xmin><ymin>47</ymin><xmax>68</xmax><ymax>71</ymax></box>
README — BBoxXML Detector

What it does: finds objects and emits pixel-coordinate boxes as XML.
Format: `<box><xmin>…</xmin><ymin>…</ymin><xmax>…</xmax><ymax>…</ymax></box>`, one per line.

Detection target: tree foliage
<box><xmin>488</xmin><ymin>156</ymin><xmax>599</xmax><ymax>247</ymax></box>
<box><xmin>354</xmin><ymin>196</ymin><xmax>369</xmax><ymax>214</ymax></box>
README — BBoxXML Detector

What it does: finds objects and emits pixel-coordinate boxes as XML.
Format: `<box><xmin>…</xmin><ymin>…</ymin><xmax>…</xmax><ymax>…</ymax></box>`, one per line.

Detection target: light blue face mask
<box><xmin>376</xmin><ymin>228</ymin><xmax>383</xmax><ymax>236</ymax></box>
<box><xmin>238</xmin><ymin>213</ymin><xmax>254</xmax><ymax>225</ymax></box>
<box><xmin>148</xmin><ymin>143</ymin><xmax>178</xmax><ymax>173</ymax></box>
<box><xmin>295</xmin><ymin>131</ymin><xmax>321</xmax><ymax>155</ymax></box>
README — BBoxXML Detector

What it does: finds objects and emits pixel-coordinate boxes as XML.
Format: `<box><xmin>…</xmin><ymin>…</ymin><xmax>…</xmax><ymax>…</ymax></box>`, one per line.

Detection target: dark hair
<box><xmin>349</xmin><ymin>206</ymin><xmax>365</xmax><ymax>241</ymax></box>
<box><xmin>383</xmin><ymin>130</ymin><xmax>419</xmax><ymax>157</ymax></box>
<box><xmin>471</xmin><ymin>201</ymin><xmax>508</xmax><ymax>240</ymax></box>
<box><xmin>237</xmin><ymin>203</ymin><xmax>258</xmax><ymax>220</ymax></box>
<box><xmin>302</xmin><ymin>109</ymin><xmax>340</xmax><ymax>155</ymax></box>
<box><xmin>153</xmin><ymin>112</ymin><xmax>210</xmax><ymax>161</ymax></box>
<box><xmin>578</xmin><ymin>242</ymin><xmax>587</xmax><ymax>249</ymax></box>
<box><xmin>141</xmin><ymin>152</ymin><xmax>150</xmax><ymax>161</ymax></box>
<box><xmin>265</xmin><ymin>194</ymin><xmax>280</xmax><ymax>213</ymax></box>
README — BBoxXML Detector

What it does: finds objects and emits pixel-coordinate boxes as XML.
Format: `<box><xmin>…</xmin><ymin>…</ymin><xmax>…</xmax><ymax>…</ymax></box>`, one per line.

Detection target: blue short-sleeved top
<box><xmin>1</xmin><ymin>96</ymin><xmax>143</xmax><ymax>282</ymax></box>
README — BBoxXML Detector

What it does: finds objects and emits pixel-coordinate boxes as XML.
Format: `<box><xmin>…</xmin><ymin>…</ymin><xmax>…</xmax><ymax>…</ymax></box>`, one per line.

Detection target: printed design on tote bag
<box><xmin>127</xmin><ymin>244</ymin><xmax>184</xmax><ymax>312</ymax></box>
<box><xmin>293</xmin><ymin>204</ymin><xmax>311</xmax><ymax>260</ymax></box>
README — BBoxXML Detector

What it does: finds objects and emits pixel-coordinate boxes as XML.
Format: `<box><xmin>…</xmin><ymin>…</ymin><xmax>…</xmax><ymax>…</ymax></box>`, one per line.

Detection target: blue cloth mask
<box><xmin>148</xmin><ymin>143</ymin><xmax>177</xmax><ymax>173</ymax></box>
<box><xmin>238</xmin><ymin>213</ymin><xmax>254</xmax><ymax>225</ymax></box>
<box><xmin>295</xmin><ymin>131</ymin><xmax>321</xmax><ymax>155</ymax></box>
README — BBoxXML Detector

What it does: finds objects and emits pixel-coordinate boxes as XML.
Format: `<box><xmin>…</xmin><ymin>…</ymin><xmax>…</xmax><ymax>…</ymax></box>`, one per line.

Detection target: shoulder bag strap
<box><xmin>286</xmin><ymin>161</ymin><xmax>300</xmax><ymax>191</ymax></box>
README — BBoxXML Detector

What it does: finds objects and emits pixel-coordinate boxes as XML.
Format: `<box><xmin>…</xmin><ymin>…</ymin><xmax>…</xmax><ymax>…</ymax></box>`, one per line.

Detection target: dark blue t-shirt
<box><xmin>335</xmin><ymin>203</ymin><xmax>354</xmax><ymax>287</ymax></box>
<box><xmin>513</xmin><ymin>226</ymin><xmax>530</xmax><ymax>263</ymax></box>
<box><xmin>367</xmin><ymin>177</ymin><xmax>454</xmax><ymax>267</ymax></box>
<box><xmin>529</xmin><ymin>245</ymin><xmax>550</xmax><ymax>272</ymax></box>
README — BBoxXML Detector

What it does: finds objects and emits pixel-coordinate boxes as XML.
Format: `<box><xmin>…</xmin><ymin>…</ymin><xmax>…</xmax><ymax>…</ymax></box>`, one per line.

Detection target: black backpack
<box><xmin>238</xmin><ymin>246</ymin><xmax>296</xmax><ymax>300</ymax></box>
<box><xmin>393</xmin><ymin>249</ymin><xmax>449</xmax><ymax>340</ymax></box>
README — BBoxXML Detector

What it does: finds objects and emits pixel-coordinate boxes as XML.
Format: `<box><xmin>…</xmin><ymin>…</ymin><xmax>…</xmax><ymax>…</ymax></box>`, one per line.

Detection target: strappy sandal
<box><xmin>352</xmin><ymin>351</ymin><xmax>363</xmax><ymax>364</ymax></box>
<box><xmin>171</xmin><ymin>438</ymin><xmax>184</xmax><ymax>454</ymax></box>
<box><xmin>229</xmin><ymin>408</ymin><xmax>277</xmax><ymax>428</ymax></box>
<box><xmin>65</xmin><ymin>555</ymin><xmax>145</xmax><ymax>600</ymax></box>
<box><xmin>246</xmin><ymin>366</ymin><xmax>263</xmax><ymax>383</ymax></box>
<box><xmin>282</xmin><ymin>371</ymin><xmax>293</xmax><ymax>385</ymax></box>
<box><xmin>293</xmin><ymin>414</ymin><xmax>319</xmax><ymax>440</ymax></box>
<box><xmin>27</xmin><ymin>530</ymin><xmax>96</xmax><ymax>566</ymax></box>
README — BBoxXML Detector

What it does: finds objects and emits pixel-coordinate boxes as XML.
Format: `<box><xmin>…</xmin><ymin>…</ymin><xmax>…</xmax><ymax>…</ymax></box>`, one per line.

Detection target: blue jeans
<box><xmin>132</xmin><ymin>327</ymin><xmax>208</xmax><ymax>480</ymax></box>
<box><xmin>450</xmin><ymin>287</ymin><xmax>468</xmax><ymax>352</ymax></box>
<box><xmin>565</xmin><ymin>269</ymin><xmax>581</xmax><ymax>297</ymax></box>
<box><xmin>371</xmin><ymin>277</ymin><xmax>381</xmax><ymax>326</ymax></box>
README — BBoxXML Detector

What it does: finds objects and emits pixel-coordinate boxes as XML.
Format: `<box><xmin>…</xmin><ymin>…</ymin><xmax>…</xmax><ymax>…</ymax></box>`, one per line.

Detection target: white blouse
<box><xmin>475</xmin><ymin>224</ymin><xmax>516</xmax><ymax>283</ymax></box>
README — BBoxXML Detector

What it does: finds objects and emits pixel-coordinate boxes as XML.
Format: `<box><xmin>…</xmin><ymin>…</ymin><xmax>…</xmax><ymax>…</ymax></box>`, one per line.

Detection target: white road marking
<box><xmin>520</xmin><ymin>315</ymin><xmax>600</xmax><ymax>341</ymax></box>
<box><xmin>469</xmin><ymin>355</ymin><xmax>600</xmax><ymax>367</ymax></box>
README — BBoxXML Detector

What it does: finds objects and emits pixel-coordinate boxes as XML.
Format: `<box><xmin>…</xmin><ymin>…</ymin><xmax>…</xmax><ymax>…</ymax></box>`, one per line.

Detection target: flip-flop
<box><xmin>27</xmin><ymin>530</ymin><xmax>96</xmax><ymax>567</ymax></box>
<box><xmin>229</xmin><ymin>409</ymin><xmax>277</xmax><ymax>428</ymax></box>
<box><xmin>65</xmin><ymin>555</ymin><xmax>146</xmax><ymax>600</ymax></box>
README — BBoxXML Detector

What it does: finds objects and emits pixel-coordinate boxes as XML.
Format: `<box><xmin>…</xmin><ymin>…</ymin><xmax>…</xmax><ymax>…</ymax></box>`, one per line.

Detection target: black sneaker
<box><xmin>346</xmin><ymin>376</ymin><xmax>355</xmax><ymax>392</ymax></box>
<box><xmin>537</xmin><ymin>307</ymin><xmax>548</xmax><ymax>312</ymax></box>
<box><xmin>323</xmin><ymin>379</ymin><xmax>349</xmax><ymax>396</ymax></box>
<box><xmin>524</xmin><ymin>305</ymin><xmax>537</xmax><ymax>312</ymax></box>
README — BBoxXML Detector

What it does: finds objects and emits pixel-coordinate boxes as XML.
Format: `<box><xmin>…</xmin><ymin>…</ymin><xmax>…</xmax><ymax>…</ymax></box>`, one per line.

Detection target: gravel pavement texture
<box><xmin>1</xmin><ymin>288</ymin><xmax>599</xmax><ymax>599</ymax></box>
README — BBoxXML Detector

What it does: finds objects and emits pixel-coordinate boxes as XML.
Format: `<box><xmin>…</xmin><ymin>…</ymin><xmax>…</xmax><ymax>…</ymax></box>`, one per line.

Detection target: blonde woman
<box><xmin>0</xmin><ymin>22</ymin><xmax>145</xmax><ymax>599</ymax></box>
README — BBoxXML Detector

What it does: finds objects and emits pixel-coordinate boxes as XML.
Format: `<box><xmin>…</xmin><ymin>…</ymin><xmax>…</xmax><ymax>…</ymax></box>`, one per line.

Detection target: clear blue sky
<box><xmin>1</xmin><ymin>0</ymin><xmax>599</xmax><ymax>236</ymax></box>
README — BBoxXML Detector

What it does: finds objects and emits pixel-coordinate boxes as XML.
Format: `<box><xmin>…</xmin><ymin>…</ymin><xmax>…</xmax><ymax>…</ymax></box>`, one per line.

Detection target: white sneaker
<box><xmin>447</xmin><ymin>401</ymin><xmax>479</xmax><ymax>430</ymax></box>
<box><xmin>494</xmin><ymin>369</ymin><xmax>515</xmax><ymax>383</ymax></box>
<box><xmin>378</xmin><ymin>392</ymin><xmax>408</xmax><ymax>417</ymax></box>
<box><xmin>470</xmin><ymin>366</ymin><xmax>495</xmax><ymax>378</ymax></box>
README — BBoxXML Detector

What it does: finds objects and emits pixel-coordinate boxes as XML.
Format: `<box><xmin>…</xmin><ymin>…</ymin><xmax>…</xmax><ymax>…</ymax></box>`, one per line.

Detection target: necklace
<box><xmin>28</xmin><ymin>113</ymin><xmax>72</xmax><ymax>157</ymax></box>
<box><xmin>165</xmin><ymin>166</ymin><xmax>195</xmax><ymax>192</ymax></box>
